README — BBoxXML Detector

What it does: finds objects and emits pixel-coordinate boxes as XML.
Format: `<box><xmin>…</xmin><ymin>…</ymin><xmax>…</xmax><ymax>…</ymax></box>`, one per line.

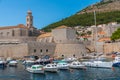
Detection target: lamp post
<box><xmin>94</xmin><ymin>10</ymin><xmax>98</xmax><ymax>53</ymax></box>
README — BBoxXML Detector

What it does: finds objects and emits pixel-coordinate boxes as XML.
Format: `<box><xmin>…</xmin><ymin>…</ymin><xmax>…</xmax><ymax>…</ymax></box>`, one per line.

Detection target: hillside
<box><xmin>42</xmin><ymin>0</ymin><xmax>120</xmax><ymax>32</ymax></box>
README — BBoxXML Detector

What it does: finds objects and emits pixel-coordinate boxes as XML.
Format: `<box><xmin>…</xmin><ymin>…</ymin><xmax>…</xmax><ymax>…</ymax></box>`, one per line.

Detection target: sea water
<box><xmin>0</xmin><ymin>64</ymin><xmax>120</xmax><ymax>80</ymax></box>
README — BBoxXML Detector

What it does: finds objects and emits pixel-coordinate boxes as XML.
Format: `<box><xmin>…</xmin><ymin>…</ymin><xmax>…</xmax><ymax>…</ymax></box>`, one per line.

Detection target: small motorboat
<box><xmin>44</xmin><ymin>63</ymin><xmax>58</xmax><ymax>72</ymax></box>
<box><xmin>69</xmin><ymin>61</ymin><xmax>85</xmax><ymax>69</ymax></box>
<box><xmin>57</xmin><ymin>61</ymin><xmax>69</xmax><ymax>70</ymax></box>
<box><xmin>26</xmin><ymin>65</ymin><xmax>44</xmax><ymax>74</ymax></box>
<box><xmin>113</xmin><ymin>56</ymin><xmax>120</xmax><ymax>67</ymax></box>
<box><xmin>8</xmin><ymin>60</ymin><xmax>18</xmax><ymax>67</ymax></box>
<box><xmin>23</xmin><ymin>60</ymin><xmax>35</xmax><ymax>67</ymax></box>
<box><xmin>82</xmin><ymin>60</ymin><xmax>113</xmax><ymax>68</ymax></box>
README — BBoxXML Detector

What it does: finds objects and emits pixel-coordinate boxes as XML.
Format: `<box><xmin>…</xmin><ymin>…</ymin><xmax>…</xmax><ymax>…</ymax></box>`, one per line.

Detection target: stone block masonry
<box><xmin>0</xmin><ymin>43</ymin><xmax>28</xmax><ymax>58</ymax></box>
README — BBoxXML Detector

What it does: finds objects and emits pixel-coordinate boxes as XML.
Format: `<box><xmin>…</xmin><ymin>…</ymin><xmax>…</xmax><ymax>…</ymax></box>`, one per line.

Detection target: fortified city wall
<box><xmin>0</xmin><ymin>43</ymin><xmax>28</xmax><ymax>58</ymax></box>
<box><xmin>54</xmin><ymin>43</ymin><xmax>87</xmax><ymax>58</ymax></box>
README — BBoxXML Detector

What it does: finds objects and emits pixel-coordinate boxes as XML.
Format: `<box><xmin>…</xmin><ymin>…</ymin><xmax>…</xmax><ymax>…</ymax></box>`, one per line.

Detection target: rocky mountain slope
<box><xmin>79</xmin><ymin>0</ymin><xmax>120</xmax><ymax>14</ymax></box>
<box><xmin>42</xmin><ymin>0</ymin><xmax>120</xmax><ymax>32</ymax></box>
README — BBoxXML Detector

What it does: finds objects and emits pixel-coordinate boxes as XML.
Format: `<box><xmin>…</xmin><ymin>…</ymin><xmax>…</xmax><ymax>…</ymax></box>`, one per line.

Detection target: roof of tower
<box><xmin>27</xmin><ymin>10</ymin><xmax>32</xmax><ymax>14</ymax></box>
<box><xmin>0</xmin><ymin>24</ymin><xmax>28</xmax><ymax>30</ymax></box>
<box><xmin>37</xmin><ymin>32</ymin><xmax>52</xmax><ymax>38</ymax></box>
<box><xmin>54</xmin><ymin>25</ymin><xmax>68</xmax><ymax>29</ymax></box>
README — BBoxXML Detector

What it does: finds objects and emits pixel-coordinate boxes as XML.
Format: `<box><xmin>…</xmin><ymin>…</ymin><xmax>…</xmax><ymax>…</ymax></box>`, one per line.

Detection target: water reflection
<box><xmin>31</xmin><ymin>74</ymin><xmax>45</xmax><ymax>80</ymax></box>
<box><xmin>0</xmin><ymin>64</ymin><xmax>120</xmax><ymax>80</ymax></box>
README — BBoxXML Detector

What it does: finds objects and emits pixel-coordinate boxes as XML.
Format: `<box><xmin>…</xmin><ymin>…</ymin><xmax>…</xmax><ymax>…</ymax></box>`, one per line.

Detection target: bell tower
<box><xmin>26</xmin><ymin>10</ymin><xmax>33</xmax><ymax>28</ymax></box>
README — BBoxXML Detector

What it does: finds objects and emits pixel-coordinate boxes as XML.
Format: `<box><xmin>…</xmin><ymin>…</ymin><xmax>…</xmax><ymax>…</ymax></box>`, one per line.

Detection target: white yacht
<box><xmin>26</xmin><ymin>65</ymin><xmax>44</xmax><ymax>74</ymax></box>
<box><xmin>69</xmin><ymin>61</ymin><xmax>86</xmax><ymax>69</ymax></box>
<box><xmin>8</xmin><ymin>60</ymin><xmax>18</xmax><ymax>67</ymax></box>
<box><xmin>57</xmin><ymin>62</ymin><xmax>69</xmax><ymax>70</ymax></box>
<box><xmin>113</xmin><ymin>56</ymin><xmax>120</xmax><ymax>67</ymax></box>
<box><xmin>82</xmin><ymin>60</ymin><xmax>113</xmax><ymax>68</ymax></box>
<box><xmin>44</xmin><ymin>63</ymin><xmax>58</xmax><ymax>72</ymax></box>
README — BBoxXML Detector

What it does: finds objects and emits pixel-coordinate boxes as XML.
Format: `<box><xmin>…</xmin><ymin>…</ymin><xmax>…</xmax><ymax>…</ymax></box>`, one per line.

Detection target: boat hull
<box><xmin>26</xmin><ymin>68</ymin><xmax>44</xmax><ymax>74</ymax></box>
<box><xmin>82</xmin><ymin>62</ymin><xmax>113</xmax><ymax>69</ymax></box>
<box><xmin>112</xmin><ymin>62</ymin><xmax>120</xmax><ymax>67</ymax></box>
<box><xmin>69</xmin><ymin>65</ymin><xmax>85</xmax><ymax>69</ymax></box>
<box><xmin>57</xmin><ymin>66</ymin><xmax>69</xmax><ymax>70</ymax></box>
<box><xmin>9</xmin><ymin>63</ymin><xmax>17</xmax><ymax>67</ymax></box>
<box><xmin>44</xmin><ymin>68</ymin><xmax>58</xmax><ymax>72</ymax></box>
<box><xmin>0</xmin><ymin>63</ymin><xmax>6</xmax><ymax>68</ymax></box>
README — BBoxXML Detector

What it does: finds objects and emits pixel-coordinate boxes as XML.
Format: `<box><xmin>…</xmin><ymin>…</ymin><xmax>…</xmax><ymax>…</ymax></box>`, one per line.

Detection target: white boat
<box><xmin>8</xmin><ymin>60</ymin><xmax>18</xmax><ymax>67</ymax></box>
<box><xmin>23</xmin><ymin>60</ymin><xmax>35</xmax><ymax>64</ymax></box>
<box><xmin>57</xmin><ymin>61</ymin><xmax>69</xmax><ymax>70</ymax></box>
<box><xmin>62</xmin><ymin>57</ymin><xmax>77</xmax><ymax>62</ymax></box>
<box><xmin>82</xmin><ymin>60</ymin><xmax>113</xmax><ymax>68</ymax></box>
<box><xmin>113</xmin><ymin>56</ymin><xmax>120</xmax><ymax>67</ymax></box>
<box><xmin>69</xmin><ymin>61</ymin><xmax>86</xmax><ymax>69</ymax></box>
<box><xmin>44</xmin><ymin>63</ymin><xmax>58</xmax><ymax>72</ymax></box>
<box><xmin>23</xmin><ymin>60</ymin><xmax>35</xmax><ymax>65</ymax></box>
<box><xmin>26</xmin><ymin>65</ymin><xmax>44</xmax><ymax>74</ymax></box>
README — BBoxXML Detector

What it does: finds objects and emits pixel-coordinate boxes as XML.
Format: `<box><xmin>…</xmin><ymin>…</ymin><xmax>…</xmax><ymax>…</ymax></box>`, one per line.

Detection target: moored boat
<box><xmin>113</xmin><ymin>56</ymin><xmax>120</xmax><ymax>67</ymax></box>
<box><xmin>23</xmin><ymin>60</ymin><xmax>35</xmax><ymax>67</ymax></box>
<box><xmin>0</xmin><ymin>60</ymin><xmax>7</xmax><ymax>68</ymax></box>
<box><xmin>82</xmin><ymin>60</ymin><xmax>113</xmax><ymax>68</ymax></box>
<box><xmin>62</xmin><ymin>57</ymin><xmax>77</xmax><ymax>63</ymax></box>
<box><xmin>69</xmin><ymin>61</ymin><xmax>86</xmax><ymax>69</ymax></box>
<box><xmin>26</xmin><ymin>65</ymin><xmax>44</xmax><ymax>74</ymax></box>
<box><xmin>57</xmin><ymin>61</ymin><xmax>69</xmax><ymax>70</ymax></box>
<box><xmin>44</xmin><ymin>63</ymin><xmax>58</xmax><ymax>72</ymax></box>
<box><xmin>8</xmin><ymin>60</ymin><xmax>18</xmax><ymax>67</ymax></box>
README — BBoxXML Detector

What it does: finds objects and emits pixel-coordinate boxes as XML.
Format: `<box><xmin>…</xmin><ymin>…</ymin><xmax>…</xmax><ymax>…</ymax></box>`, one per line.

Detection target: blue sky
<box><xmin>0</xmin><ymin>0</ymin><xmax>100</xmax><ymax>29</ymax></box>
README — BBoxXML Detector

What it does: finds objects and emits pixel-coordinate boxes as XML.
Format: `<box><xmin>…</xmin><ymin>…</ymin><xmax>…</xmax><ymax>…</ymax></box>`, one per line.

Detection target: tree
<box><xmin>111</xmin><ymin>28</ymin><xmax>120</xmax><ymax>41</ymax></box>
<box><xmin>87</xmin><ymin>31</ymin><xmax>92</xmax><ymax>35</ymax></box>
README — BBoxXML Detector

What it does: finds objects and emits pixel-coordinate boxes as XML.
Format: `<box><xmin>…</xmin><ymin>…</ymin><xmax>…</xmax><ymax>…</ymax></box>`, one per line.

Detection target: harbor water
<box><xmin>0</xmin><ymin>63</ymin><xmax>120</xmax><ymax>80</ymax></box>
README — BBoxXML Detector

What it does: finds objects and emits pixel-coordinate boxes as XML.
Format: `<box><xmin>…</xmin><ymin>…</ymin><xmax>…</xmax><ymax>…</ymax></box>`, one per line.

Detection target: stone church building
<box><xmin>0</xmin><ymin>11</ymin><xmax>87</xmax><ymax>59</ymax></box>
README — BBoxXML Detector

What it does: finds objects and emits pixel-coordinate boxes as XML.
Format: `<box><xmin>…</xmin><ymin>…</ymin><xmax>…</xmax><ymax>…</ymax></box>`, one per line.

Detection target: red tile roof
<box><xmin>0</xmin><ymin>24</ymin><xmax>28</xmax><ymax>30</ymax></box>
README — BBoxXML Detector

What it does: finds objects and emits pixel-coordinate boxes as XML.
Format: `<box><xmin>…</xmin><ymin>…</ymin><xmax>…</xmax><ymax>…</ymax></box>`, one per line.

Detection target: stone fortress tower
<box><xmin>26</xmin><ymin>10</ymin><xmax>33</xmax><ymax>29</ymax></box>
<box><xmin>26</xmin><ymin>10</ymin><xmax>39</xmax><ymax>36</ymax></box>
<box><xmin>37</xmin><ymin>26</ymin><xmax>87</xmax><ymax>58</ymax></box>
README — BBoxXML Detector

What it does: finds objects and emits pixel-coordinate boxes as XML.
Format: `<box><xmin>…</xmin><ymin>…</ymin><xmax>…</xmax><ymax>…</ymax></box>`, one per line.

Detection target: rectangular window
<box><xmin>40</xmin><ymin>49</ymin><xmax>42</xmax><ymax>52</ymax></box>
<box><xmin>34</xmin><ymin>49</ymin><xmax>36</xmax><ymax>53</ymax></box>
<box><xmin>46</xmin><ymin>49</ymin><xmax>48</xmax><ymax>52</ymax></box>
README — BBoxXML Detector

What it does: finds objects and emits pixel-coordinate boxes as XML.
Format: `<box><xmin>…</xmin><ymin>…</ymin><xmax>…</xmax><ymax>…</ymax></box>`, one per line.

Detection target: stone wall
<box><xmin>27</xmin><ymin>41</ymin><xmax>56</xmax><ymax>57</ymax></box>
<box><xmin>0</xmin><ymin>37</ymin><xmax>36</xmax><ymax>43</ymax></box>
<box><xmin>52</xmin><ymin>28</ymin><xmax>76</xmax><ymax>43</ymax></box>
<box><xmin>104</xmin><ymin>42</ymin><xmax>120</xmax><ymax>53</ymax></box>
<box><xmin>0</xmin><ymin>43</ymin><xmax>28</xmax><ymax>58</ymax></box>
<box><xmin>54</xmin><ymin>43</ymin><xmax>87</xmax><ymax>58</ymax></box>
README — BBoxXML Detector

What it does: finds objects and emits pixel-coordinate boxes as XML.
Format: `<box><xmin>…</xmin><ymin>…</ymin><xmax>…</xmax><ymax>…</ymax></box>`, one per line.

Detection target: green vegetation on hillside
<box><xmin>111</xmin><ymin>28</ymin><xmax>120</xmax><ymax>41</ymax></box>
<box><xmin>42</xmin><ymin>11</ymin><xmax>120</xmax><ymax>32</ymax></box>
